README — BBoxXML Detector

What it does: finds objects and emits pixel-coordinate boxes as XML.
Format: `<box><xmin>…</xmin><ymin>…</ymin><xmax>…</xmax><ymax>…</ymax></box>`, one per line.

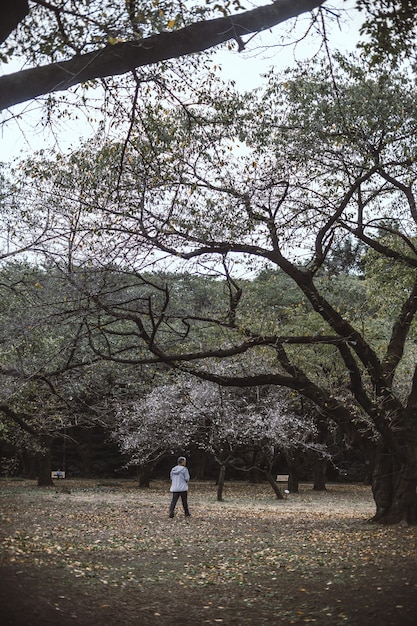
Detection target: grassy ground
<box><xmin>0</xmin><ymin>479</ymin><xmax>416</xmax><ymax>625</ymax></box>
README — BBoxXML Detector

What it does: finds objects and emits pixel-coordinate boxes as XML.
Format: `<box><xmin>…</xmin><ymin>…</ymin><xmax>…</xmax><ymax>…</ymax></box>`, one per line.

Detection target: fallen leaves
<box><xmin>1</xmin><ymin>479</ymin><xmax>416</xmax><ymax>625</ymax></box>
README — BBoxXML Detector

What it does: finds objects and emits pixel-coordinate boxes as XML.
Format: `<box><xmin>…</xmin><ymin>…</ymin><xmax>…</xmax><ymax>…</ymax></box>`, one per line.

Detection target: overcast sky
<box><xmin>217</xmin><ymin>0</ymin><xmax>363</xmax><ymax>88</ymax></box>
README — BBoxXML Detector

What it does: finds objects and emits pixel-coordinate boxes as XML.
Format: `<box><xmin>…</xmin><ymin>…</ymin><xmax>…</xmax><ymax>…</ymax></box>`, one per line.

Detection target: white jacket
<box><xmin>170</xmin><ymin>464</ymin><xmax>190</xmax><ymax>492</ymax></box>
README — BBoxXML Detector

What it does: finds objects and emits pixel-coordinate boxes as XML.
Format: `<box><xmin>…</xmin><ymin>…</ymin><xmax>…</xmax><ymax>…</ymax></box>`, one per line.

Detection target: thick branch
<box><xmin>0</xmin><ymin>0</ymin><xmax>325</xmax><ymax>111</ymax></box>
<box><xmin>404</xmin><ymin>364</ymin><xmax>417</xmax><ymax>423</ymax></box>
<box><xmin>311</xmin><ymin>164</ymin><xmax>379</xmax><ymax>272</ymax></box>
<box><xmin>348</xmin><ymin>218</ymin><xmax>417</xmax><ymax>268</ymax></box>
<box><xmin>87</xmin><ymin>334</ymin><xmax>345</xmax><ymax>364</ymax></box>
<box><xmin>180</xmin><ymin>365</ymin><xmax>361</xmax><ymax>433</ymax></box>
<box><xmin>382</xmin><ymin>274</ymin><xmax>417</xmax><ymax>384</ymax></box>
<box><xmin>0</xmin><ymin>404</ymin><xmax>38</xmax><ymax>437</ymax></box>
<box><xmin>0</xmin><ymin>0</ymin><xmax>28</xmax><ymax>44</ymax></box>
<box><xmin>378</xmin><ymin>167</ymin><xmax>417</xmax><ymax>225</ymax></box>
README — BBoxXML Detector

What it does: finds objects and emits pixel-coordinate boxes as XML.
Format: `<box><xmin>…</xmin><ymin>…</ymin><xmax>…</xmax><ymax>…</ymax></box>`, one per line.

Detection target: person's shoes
<box><xmin>169</xmin><ymin>514</ymin><xmax>174</xmax><ymax>518</ymax></box>
<box><xmin>185</xmin><ymin>513</ymin><xmax>191</xmax><ymax>517</ymax></box>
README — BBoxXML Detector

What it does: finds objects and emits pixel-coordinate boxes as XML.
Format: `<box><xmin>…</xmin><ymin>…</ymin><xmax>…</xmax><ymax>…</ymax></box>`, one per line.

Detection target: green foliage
<box><xmin>362</xmin><ymin>232</ymin><xmax>417</xmax><ymax>319</ymax></box>
<box><xmin>238</xmin><ymin>269</ymin><xmax>307</xmax><ymax>333</ymax></box>
<box><xmin>257</xmin><ymin>54</ymin><xmax>417</xmax><ymax>170</ymax></box>
<box><xmin>1</xmin><ymin>0</ymin><xmax>219</xmax><ymax>64</ymax></box>
<box><xmin>356</xmin><ymin>0</ymin><xmax>417</xmax><ymax>65</ymax></box>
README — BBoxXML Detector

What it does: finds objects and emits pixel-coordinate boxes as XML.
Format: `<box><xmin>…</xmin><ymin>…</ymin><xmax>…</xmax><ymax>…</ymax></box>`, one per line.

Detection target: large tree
<box><xmin>19</xmin><ymin>54</ymin><xmax>417</xmax><ymax>524</ymax></box>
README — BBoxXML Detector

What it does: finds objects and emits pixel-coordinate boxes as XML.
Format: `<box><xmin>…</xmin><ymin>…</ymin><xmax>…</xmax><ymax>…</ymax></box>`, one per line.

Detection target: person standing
<box><xmin>169</xmin><ymin>456</ymin><xmax>191</xmax><ymax>518</ymax></box>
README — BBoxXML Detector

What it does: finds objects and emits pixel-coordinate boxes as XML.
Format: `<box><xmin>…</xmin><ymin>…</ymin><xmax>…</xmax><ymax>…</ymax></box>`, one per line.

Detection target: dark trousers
<box><xmin>169</xmin><ymin>491</ymin><xmax>190</xmax><ymax>517</ymax></box>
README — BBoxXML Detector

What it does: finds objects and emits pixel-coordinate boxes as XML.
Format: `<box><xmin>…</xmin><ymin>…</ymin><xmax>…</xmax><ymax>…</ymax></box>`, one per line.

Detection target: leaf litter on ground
<box><xmin>0</xmin><ymin>479</ymin><xmax>416</xmax><ymax>625</ymax></box>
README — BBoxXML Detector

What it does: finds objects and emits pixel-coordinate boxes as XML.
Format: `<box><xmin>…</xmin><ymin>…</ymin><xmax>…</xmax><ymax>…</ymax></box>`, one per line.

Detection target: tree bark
<box><xmin>217</xmin><ymin>464</ymin><xmax>226</xmax><ymax>502</ymax></box>
<box><xmin>248</xmin><ymin>466</ymin><xmax>263</xmax><ymax>484</ymax></box>
<box><xmin>193</xmin><ymin>452</ymin><xmax>208</xmax><ymax>480</ymax></box>
<box><xmin>312</xmin><ymin>458</ymin><xmax>327</xmax><ymax>491</ymax></box>
<box><xmin>21</xmin><ymin>449</ymin><xmax>37</xmax><ymax>479</ymax></box>
<box><xmin>0</xmin><ymin>0</ymin><xmax>28</xmax><ymax>44</ymax></box>
<box><xmin>288</xmin><ymin>473</ymin><xmax>299</xmax><ymax>494</ymax></box>
<box><xmin>138</xmin><ymin>465</ymin><xmax>151</xmax><ymax>488</ymax></box>
<box><xmin>0</xmin><ymin>0</ymin><xmax>325</xmax><ymax>111</ymax></box>
<box><xmin>37</xmin><ymin>437</ymin><xmax>53</xmax><ymax>486</ymax></box>
<box><xmin>249</xmin><ymin>450</ymin><xmax>262</xmax><ymax>483</ymax></box>
<box><xmin>78</xmin><ymin>439</ymin><xmax>93</xmax><ymax>477</ymax></box>
<box><xmin>266</xmin><ymin>469</ymin><xmax>284</xmax><ymax>499</ymax></box>
<box><xmin>371</xmin><ymin>444</ymin><xmax>417</xmax><ymax>525</ymax></box>
<box><xmin>286</xmin><ymin>455</ymin><xmax>300</xmax><ymax>493</ymax></box>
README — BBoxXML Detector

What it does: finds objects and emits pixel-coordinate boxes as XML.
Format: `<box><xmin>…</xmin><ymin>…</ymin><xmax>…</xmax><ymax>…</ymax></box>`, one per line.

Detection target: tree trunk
<box><xmin>288</xmin><ymin>473</ymin><xmax>299</xmax><ymax>494</ymax></box>
<box><xmin>286</xmin><ymin>460</ymin><xmax>300</xmax><ymax>493</ymax></box>
<box><xmin>37</xmin><ymin>438</ymin><xmax>53</xmax><ymax>486</ymax></box>
<box><xmin>363</xmin><ymin>442</ymin><xmax>376</xmax><ymax>486</ymax></box>
<box><xmin>138</xmin><ymin>465</ymin><xmax>151</xmax><ymax>488</ymax></box>
<box><xmin>363</xmin><ymin>459</ymin><xmax>373</xmax><ymax>486</ymax></box>
<box><xmin>371</xmin><ymin>445</ymin><xmax>417</xmax><ymax>525</ymax></box>
<box><xmin>266</xmin><ymin>469</ymin><xmax>284</xmax><ymax>499</ymax></box>
<box><xmin>78</xmin><ymin>436</ymin><xmax>93</xmax><ymax>477</ymax></box>
<box><xmin>21</xmin><ymin>449</ymin><xmax>37</xmax><ymax>479</ymax></box>
<box><xmin>285</xmin><ymin>453</ymin><xmax>303</xmax><ymax>493</ymax></box>
<box><xmin>249</xmin><ymin>451</ymin><xmax>262</xmax><ymax>483</ymax></box>
<box><xmin>248</xmin><ymin>466</ymin><xmax>263</xmax><ymax>484</ymax></box>
<box><xmin>312</xmin><ymin>458</ymin><xmax>327</xmax><ymax>491</ymax></box>
<box><xmin>217</xmin><ymin>464</ymin><xmax>226</xmax><ymax>502</ymax></box>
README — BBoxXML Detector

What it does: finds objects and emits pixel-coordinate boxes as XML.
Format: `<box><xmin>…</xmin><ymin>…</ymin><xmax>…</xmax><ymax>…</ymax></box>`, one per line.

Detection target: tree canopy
<box><xmin>6</xmin><ymin>53</ymin><xmax>415</xmax><ymax>522</ymax></box>
<box><xmin>1</xmin><ymin>1</ymin><xmax>417</xmax><ymax>523</ymax></box>
<box><xmin>0</xmin><ymin>0</ymin><xmax>325</xmax><ymax>112</ymax></box>
<box><xmin>1</xmin><ymin>0</ymin><xmax>417</xmax><ymax>114</ymax></box>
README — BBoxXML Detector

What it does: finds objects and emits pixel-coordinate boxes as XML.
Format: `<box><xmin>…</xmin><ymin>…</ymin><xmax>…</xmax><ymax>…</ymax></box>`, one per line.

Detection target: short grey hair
<box><xmin>177</xmin><ymin>456</ymin><xmax>186</xmax><ymax>464</ymax></box>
